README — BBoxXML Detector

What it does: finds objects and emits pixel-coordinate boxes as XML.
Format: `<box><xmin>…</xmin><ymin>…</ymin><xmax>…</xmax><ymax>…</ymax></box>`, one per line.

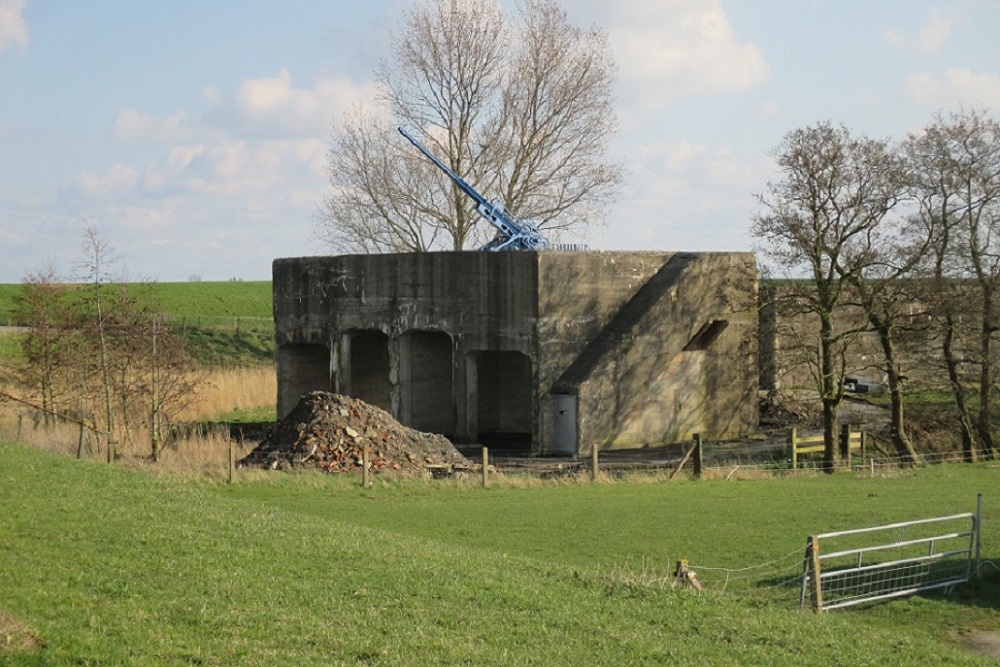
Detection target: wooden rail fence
<box><xmin>788</xmin><ymin>424</ymin><xmax>866</xmax><ymax>469</ymax></box>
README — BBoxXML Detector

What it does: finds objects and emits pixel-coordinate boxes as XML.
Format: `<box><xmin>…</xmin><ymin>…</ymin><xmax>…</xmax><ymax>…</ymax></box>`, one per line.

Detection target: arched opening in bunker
<box><xmin>277</xmin><ymin>343</ymin><xmax>330</xmax><ymax>419</ymax></box>
<box><xmin>474</xmin><ymin>350</ymin><xmax>533</xmax><ymax>452</ymax></box>
<box><xmin>345</xmin><ymin>330</ymin><xmax>390</xmax><ymax>412</ymax></box>
<box><xmin>398</xmin><ymin>330</ymin><xmax>455</xmax><ymax>436</ymax></box>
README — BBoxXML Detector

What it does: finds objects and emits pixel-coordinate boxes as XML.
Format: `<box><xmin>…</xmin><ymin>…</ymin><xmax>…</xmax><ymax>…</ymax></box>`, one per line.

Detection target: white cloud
<box><xmin>208</xmin><ymin>69</ymin><xmax>377</xmax><ymax>138</ymax></box>
<box><xmin>77</xmin><ymin>164</ymin><xmax>141</xmax><ymax>198</ymax></box>
<box><xmin>120</xmin><ymin>206</ymin><xmax>171</xmax><ymax>232</ymax></box>
<box><xmin>0</xmin><ymin>0</ymin><xmax>28</xmax><ymax>54</ymax></box>
<box><xmin>885</xmin><ymin>9</ymin><xmax>956</xmax><ymax>54</ymax></box>
<box><xmin>905</xmin><ymin>68</ymin><xmax>1000</xmax><ymax>109</ymax></box>
<box><xmin>564</xmin><ymin>0</ymin><xmax>768</xmax><ymax>110</ymax></box>
<box><xmin>113</xmin><ymin>71</ymin><xmax>375</xmax><ymax>145</ymax></box>
<box><xmin>110</xmin><ymin>109</ymin><xmax>198</xmax><ymax>143</ymax></box>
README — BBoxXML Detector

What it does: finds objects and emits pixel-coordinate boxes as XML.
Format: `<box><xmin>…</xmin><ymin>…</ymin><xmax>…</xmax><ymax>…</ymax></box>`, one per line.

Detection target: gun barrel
<box><xmin>397</xmin><ymin>128</ymin><xmax>487</xmax><ymax>208</ymax></box>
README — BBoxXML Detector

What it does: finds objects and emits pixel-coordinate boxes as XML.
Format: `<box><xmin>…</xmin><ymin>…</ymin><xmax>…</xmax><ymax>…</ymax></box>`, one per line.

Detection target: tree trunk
<box><xmin>942</xmin><ymin>316</ymin><xmax>977</xmax><ymax>462</ymax></box>
<box><xmin>876</xmin><ymin>323</ymin><xmax>921</xmax><ymax>464</ymax></box>
<box><xmin>976</xmin><ymin>308</ymin><xmax>997</xmax><ymax>460</ymax></box>
<box><xmin>819</xmin><ymin>314</ymin><xmax>839</xmax><ymax>473</ymax></box>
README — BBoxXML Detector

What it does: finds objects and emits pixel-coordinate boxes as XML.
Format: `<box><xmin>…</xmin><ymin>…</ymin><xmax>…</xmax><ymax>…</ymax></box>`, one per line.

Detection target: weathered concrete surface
<box><xmin>274</xmin><ymin>251</ymin><xmax>757</xmax><ymax>455</ymax></box>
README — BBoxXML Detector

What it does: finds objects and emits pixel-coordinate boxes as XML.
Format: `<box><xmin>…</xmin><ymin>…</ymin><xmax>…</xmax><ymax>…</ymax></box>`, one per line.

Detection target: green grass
<box><xmin>182</xmin><ymin>326</ymin><xmax>274</xmax><ymax>367</ymax></box>
<box><xmin>215</xmin><ymin>405</ymin><xmax>278</xmax><ymax>423</ymax></box>
<box><xmin>1</xmin><ymin>442</ymin><xmax>998</xmax><ymax>666</ymax></box>
<box><xmin>150</xmin><ymin>281</ymin><xmax>272</xmax><ymax>319</ymax></box>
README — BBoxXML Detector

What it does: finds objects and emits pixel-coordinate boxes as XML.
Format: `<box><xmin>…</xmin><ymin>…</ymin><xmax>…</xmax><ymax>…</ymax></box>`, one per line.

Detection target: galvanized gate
<box><xmin>801</xmin><ymin>495</ymin><xmax>983</xmax><ymax>612</ymax></box>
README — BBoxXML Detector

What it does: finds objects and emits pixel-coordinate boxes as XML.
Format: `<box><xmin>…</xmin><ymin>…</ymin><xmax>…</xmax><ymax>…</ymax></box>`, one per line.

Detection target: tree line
<box><xmin>754</xmin><ymin>109</ymin><xmax>1000</xmax><ymax>469</ymax></box>
<box><xmin>8</xmin><ymin>226</ymin><xmax>196</xmax><ymax>461</ymax></box>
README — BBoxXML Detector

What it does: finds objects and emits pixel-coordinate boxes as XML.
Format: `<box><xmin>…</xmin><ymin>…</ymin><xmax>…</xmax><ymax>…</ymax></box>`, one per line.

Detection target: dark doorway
<box><xmin>398</xmin><ymin>330</ymin><xmax>454</xmax><ymax>435</ymax></box>
<box><xmin>348</xmin><ymin>330</ymin><xmax>390</xmax><ymax>411</ymax></box>
<box><xmin>476</xmin><ymin>351</ymin><xmax>532</xmax><ymax>450</ymax></box>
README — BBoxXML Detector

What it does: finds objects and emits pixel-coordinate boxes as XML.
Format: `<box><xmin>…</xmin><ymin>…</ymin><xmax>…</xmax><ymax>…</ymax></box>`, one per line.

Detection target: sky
<box><xmin>1</xmin><ymin>0</ymin><xmax>998</xmax><ymax>283</ymax></box>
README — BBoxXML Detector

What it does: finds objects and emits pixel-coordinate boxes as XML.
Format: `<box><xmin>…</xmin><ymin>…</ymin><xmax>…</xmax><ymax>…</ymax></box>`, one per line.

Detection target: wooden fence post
<box><xmin>789</xmin><ymin>427</ymin><xmax>798</xmax><ymax>470</ymax></box>
<box><xmin>693</xmin><ymin>433</ymin><xmax>703</xmax><ymax>478</ymax></box>
<box><xmin>839</xmin><ymin>424</ymin><xmax>851</xmax><ymax>469</ymax></box>
<box><xmin>591</xmin><ymin>445</ymin><xmax>599</xmax><ymax>481</ymax></box>
<box><xmin>77</xmin><ymin>422</ymin><xmax>86</xmax><ymax>460</ymax></box>
<box><xmin>228</xmin><ymin>439</ymin><xmax>235</xmax><ymax>484</ymax></box>
<box><xmin>482</xmin><ymin>447</ymin><xmax>489</xmax><ymax>488</ymax></box>
<box><xmin>362</xmin><ymin>441</ymin><xmax>370</xmax><ymax>487</ymax></box>
<box><xmin>806</xmin><ymin>535</ymin><xmax>823</xmax><ymax>613</ymax></box>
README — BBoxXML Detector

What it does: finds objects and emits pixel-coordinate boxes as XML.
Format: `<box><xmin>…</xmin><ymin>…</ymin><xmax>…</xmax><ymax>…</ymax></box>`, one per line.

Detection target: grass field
<box><xmin>0</xmin><ymin>281</ymin><xmax>272</xmax><ymax>323</ymax></box>
<box><xmin>1</xmin><ymin>442</ymin><xmax>998</xmax><ymax>665</ymax></box>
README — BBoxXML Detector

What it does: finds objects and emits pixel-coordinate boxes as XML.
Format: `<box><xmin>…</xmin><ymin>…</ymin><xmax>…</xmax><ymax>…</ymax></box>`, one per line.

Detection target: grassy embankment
<box><xmin>0</xmin><ymin>281</ymin><xmax>277</xmax><ymax>444</ymax></box>
<box><xmin>1</xmin><ymin>442</ymin><xmax>997</xmax><ymax>665</ymax></box>
<box><xmin>0</xmin><ymin>280</ymin><xmax>274</xmax><ymax>368</ymax></box>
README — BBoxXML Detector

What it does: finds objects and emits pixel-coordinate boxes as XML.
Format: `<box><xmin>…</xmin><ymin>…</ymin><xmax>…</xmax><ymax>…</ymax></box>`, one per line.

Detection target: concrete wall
<box><xmin>273</xmin><ymin>251</ymin><xmax>758</xmax><ymax>455</ymax></box>
<box><xmin>537</xmin><ymin>252</ymin><xmax>758</xmax><ymax>452</ymax></box>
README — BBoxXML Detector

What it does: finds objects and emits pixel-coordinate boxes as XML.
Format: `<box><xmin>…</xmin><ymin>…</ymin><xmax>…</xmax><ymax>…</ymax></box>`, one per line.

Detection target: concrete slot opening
<box><xmin>398</xmin><ymin>330</ymin><xmax>454</xmax><ymax>435</ymax></box>
<box><xmin>277</xmin><ymin>343</ymin><xmax>330</xmax><ymax>418</ymax></box>
<box><xmin>475</xmin><ymin>350</ymin><xmax>533</xmax><ymax>450</ymax></box>
<box><xmin>346</xmin><ymin>330</ymin><xmax>390</xmax><ymax>411</ymax></box>
<box><xmin>683</xmin><ymin>320</ymin><xmax>729</xmax><ymax>351</ymax></box>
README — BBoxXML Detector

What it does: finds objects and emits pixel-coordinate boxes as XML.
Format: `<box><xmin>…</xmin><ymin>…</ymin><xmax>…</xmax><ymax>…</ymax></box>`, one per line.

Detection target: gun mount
<box><xmin>398</xmin><ymin>127</ymin><xmax>548</xmax><ymax>251</ymax></box>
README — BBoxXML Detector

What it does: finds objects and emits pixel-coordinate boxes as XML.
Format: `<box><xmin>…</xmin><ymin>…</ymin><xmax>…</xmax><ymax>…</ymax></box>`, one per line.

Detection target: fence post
<box><xmin>839</xmin><ymin>424</ymin><xmax>851</xmax><ymax>469</ymax></box>
<box><xmin>482</xmin><ymin>446</ymin><xmax>489</xmax><ymax>488</ymax></box>
<box><xmin>975</xmin><ymin>493</ymin><xmax>983</xmax><ymax>579</ymax></box>
<box><xmin>78</xmin><ymin>422</ymin><xmax>86</xmax><ymax>460</ymax></box>
<box><xmin>228</xmin><ymin>439</ymin><xmax>235</xmax><ymax>484</ymax></box>
<box><xmin>362</xmin><ymin>441</ymin><xmax>370</xmax><ymax>487</ymax></box>
<box><xmin>591</xmin><ymin>444</ymin><xmax>599</xmax><ymax>481</ymax></box>
<box><xmin>693</xmin><ymin>433</ymin><xmax>703</xmax><ymax>478</ymax></box>
<box><xmin>789</xmin><ymin>427</ymin><xmax>798</xmax><ymax>470</ymax></box>
<box><xmin>806</xmin><ymin>535</ymin><xmax>823</xmax><ymax>613</ymax></box>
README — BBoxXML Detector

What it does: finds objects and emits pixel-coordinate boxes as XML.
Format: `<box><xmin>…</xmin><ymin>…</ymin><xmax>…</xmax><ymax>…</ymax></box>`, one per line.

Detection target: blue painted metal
<box><xmin>398</xmin><ymin>127</ymin><xmax>548</xmax><ymax>251</ymax></box>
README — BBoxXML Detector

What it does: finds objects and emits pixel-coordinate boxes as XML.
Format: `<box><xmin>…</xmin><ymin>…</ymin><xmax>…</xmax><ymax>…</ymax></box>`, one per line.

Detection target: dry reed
<box><xmin>0</xmin><ymin>366</ymin><xmax>275</xmax><ymax>477</ymax></box>
<box><xmin>176</xmin><ymin>366</ymin><xmax>276</xmax><ymax>421</ymax></box>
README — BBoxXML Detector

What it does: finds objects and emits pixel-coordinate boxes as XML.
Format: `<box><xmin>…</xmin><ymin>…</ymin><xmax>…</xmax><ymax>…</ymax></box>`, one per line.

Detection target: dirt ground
<box><xmin>952</xmin><ymin>629</ymin><xmax>1000</xmax><ymax>659</ymax></box>
<box><xmin>0</xmin><ymin>609</ymin><xmax>43</xmax><ymax>653</ymax></box>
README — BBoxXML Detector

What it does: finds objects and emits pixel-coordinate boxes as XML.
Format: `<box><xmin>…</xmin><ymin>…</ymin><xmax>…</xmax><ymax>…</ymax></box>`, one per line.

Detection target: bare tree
<box><xmin>905</xmin><ymin>109</ymin><xmax>1000</xmax><ymax>461</ymax></box>
<box><xmin>753</xmin><ymin>122</ymin><xmax>907</xmax><ymax>470</ymax></box>
<box><xmin>841</xmin><ymin>239</ymin><xmax>927</xmax><ymax>464</ymax></box>
<box><xmin>14</xmin><ymin>263</ymin><xmax>77</xmax><ymax>426</ymax></box>
<box><xmin>318</xmin><ymin>0</ymin><xmax>622</xmax><ymax>252</ymax></box>
<box><xmin>76</xmin><ymin>224</ymin><xmax>120</xmax><ymax>461</ymax></box>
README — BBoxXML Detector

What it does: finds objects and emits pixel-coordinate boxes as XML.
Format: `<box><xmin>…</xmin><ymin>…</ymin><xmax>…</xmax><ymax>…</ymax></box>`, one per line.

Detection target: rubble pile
<box><xmin>242</xmin><ymin>391</ymin><xmax>468</xmax><ymax>474</ymax></box>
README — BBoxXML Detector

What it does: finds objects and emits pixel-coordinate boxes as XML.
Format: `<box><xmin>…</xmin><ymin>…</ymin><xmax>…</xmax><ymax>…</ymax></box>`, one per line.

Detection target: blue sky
<box><xmin>1</xmin><ymin>0</ymin><xmax>998</xmax><ymax>283</ymax></box>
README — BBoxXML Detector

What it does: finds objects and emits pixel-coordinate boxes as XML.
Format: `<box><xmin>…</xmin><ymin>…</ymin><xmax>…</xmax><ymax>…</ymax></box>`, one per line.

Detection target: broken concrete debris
<box><xmin>241</xmin><ymin>391</ymin><xmax>468</xmax><ymax>474</ymax></box>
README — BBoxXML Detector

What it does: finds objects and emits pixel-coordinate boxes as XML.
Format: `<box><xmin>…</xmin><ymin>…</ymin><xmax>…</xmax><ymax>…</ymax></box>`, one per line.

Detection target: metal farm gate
<box><xmin>800</xmin><ymin>495</ymin><xmax>983</xmax><ymax>612</ymax></box>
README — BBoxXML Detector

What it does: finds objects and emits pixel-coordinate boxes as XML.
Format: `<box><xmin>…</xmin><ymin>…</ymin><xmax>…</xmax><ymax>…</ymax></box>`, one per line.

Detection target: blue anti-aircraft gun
<box><xmin>398</xmin><ymin>127</ymin><xmax>548</xmax><ymax>251</ymax></box>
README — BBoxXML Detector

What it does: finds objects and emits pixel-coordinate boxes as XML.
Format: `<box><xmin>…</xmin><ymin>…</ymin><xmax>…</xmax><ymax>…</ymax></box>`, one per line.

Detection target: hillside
<box><xmin>0</xmin><ymin>281</ymin><xmax>274</xmax><ymax>367</ymax></box>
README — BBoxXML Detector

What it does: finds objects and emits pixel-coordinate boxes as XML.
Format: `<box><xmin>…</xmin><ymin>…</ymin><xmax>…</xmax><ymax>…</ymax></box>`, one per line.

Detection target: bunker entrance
<box><xmin>475</xmin><ymin>351</ymin><xmax>532</xmax><ymax>451</ymax></box>
<box><xmin>277</xmin><ymin>343</ymin><xmax>330</xmax><ymax>419</ymax></box>
<box><xmin>345</xmin><ymin>330</ymin><xmax>390</xmax><ymax>412</ymax></box>
<box><xmin>398</xmin><ymin>330</ymin><xmax>454</xmax><ymax>436</ymax></box>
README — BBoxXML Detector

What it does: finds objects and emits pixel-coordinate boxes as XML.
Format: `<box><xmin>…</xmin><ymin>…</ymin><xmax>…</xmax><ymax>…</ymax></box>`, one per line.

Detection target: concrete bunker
<box><xmin>274</xmin><ymin>251</ymin><xmax>758</xmax><ymax>456</ymax></box>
